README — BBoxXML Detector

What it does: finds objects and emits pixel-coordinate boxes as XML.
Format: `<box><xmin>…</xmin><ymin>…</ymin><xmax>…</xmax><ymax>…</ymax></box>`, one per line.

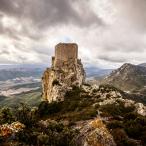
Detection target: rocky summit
<box><xmin>42</xmin><ymin>43</ymin><xmax>85</xmax><ymax>102</ymax></box>
<box><xmin>101</xmin><ymin>63</ymin><xmax>146</xmax><ymax>92</ymax></box>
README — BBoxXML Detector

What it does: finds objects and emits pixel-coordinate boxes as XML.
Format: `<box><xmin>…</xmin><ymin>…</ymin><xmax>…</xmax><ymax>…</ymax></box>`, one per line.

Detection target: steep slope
<box><xmin>1</xmin><ymin>84</ymin><xmax>146</xmax><ymax>146</ymax></box>
<box><xmin>101</xmin><ymin>63</ymin><xmax>146</xmax><ymax>92</ymax></box>
<box><xmin>139</xmin><ymin>63</ymin><xmax>146</xmax><ymax>68</ymax></box>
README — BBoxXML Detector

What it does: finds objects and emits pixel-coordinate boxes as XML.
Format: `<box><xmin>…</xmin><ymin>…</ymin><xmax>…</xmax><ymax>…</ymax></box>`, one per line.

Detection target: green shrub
<box><xmin>124</xmin><ymin>121</ymin><xmax>142</xmax><ymax>138</ymax></box>
<box><xmin>79</xmin><ymin>108</ymin><xmax>97</xmax><ymax>120</ymax></box>
<box><xmin>65</xmin><ymin>86</ymin><xmax>81</xmax><ymax>99</ymax></box>
<box><xmin>15</xmin><ymin>103</ymin><xmax>37</xmax><ymax>127</ymax></box>
<box><xmin>16</xmin><ymin>129</ymin><xmax>36</xmax><ymax>145</ymax></box>
<box><xmin>107</xmin><ymin>120</ymin><xmax>123</xmax><ymax>129</ymax></box>
<box><xmin>0</xmin><ymin>107</ymin><xmax>14</xmax><ymax>124</ymax></box>
<box><xmin>124</xmin><ymin>116</ymin><xmax>146</xmax><ymax>140</ymax></box>
<box><xmin>38</xmin><ymin>101</ymin><xmax>62</xmax><ymax>117</ymax></box>
<box><xmin>100</xmin><ymin>102</ymin><xmax>135</xmax><ymax>117</ymax></box>
<box><xmin>52</xmin><ymin>79</ymin><xmax>60</xmax><ymax>86</ymax></box>
<box><xmin>37</xmin><ymin>134</ymin><xmax>50</xmax><ymax>145</ymax></box>
<box><xmin>124</xmin><ymin>113</ymin><xmax>137</xmax><ymax>121</ymax></box>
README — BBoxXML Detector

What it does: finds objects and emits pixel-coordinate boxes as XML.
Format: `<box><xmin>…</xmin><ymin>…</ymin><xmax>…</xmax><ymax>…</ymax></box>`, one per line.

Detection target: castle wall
<box><xmin>54</xmin><ymin>43</ymin><xmax>78</xmax><ymax>67</ymax></box>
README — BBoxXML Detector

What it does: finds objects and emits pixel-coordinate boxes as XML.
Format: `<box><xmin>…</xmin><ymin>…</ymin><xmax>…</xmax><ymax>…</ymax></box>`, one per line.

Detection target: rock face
<box><xmin>76</xmin><ymin>118</ymin><xmax>116</xmax><ymax>146</ymax></box>
<box><xmin>42</xmin><ymin>43</ymin><xmax>85</xmax><ymax>102</ymax></box>
<box><xmin>101</xmin><ymin>63</ymin><xmax>146</xmax><ymax>92</ymax></box>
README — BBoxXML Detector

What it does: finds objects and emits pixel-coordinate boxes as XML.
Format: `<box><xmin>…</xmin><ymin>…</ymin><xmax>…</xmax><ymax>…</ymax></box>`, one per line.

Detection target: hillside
<box><xmin>0</xmin><ymin>66</ymin><xmax>45</xmax><ymax>81</ymax></box>
<box><xmin>0</xmin><ymin>84</ymin><xmax>146</xmax><ymax>146</ymax></box>
<box><xmin>101</xmin><ymin>63</ymin><xmax>146</xmax><ymax>92</ymax></box>
<box><xmin>0</xmin><ymin>88</ymin><xmax>42</xmax><ymax>107</ymax></box>
<box><xmin>139</xmin><ymin>63</ymin><xmax>146</xmax><ymax>68</ymax></box>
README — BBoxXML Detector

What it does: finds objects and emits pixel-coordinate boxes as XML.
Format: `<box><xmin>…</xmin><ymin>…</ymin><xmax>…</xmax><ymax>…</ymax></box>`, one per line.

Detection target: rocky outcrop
<box><xmin>42</xmin><ymin>43</ymin><xmax>85</xmax><ymax>102</ymax></box>
<box><xmin>75</xmin><ymin>118</ymin><xmax>116</xmax><ymax>146</ymax></box>
<box><xmin>82</xmin><ymin>84</ymin><xmax>146</xmax><ymax>116</ymax></box>
<box><xmin>0</xmin><ymin>121</ymin><xmax>25</xmax><ymax>137</ymax></box>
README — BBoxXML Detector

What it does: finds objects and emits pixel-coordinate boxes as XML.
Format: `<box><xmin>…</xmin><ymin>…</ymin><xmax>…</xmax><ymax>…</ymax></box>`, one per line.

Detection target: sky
<box><xmin>0</xmin><ymin>0</ymin><xmax>146</xmax><ymax>68</ymax></box>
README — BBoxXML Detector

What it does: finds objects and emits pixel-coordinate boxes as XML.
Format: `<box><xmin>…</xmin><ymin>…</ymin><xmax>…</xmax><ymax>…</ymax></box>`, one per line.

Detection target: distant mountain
<box><xmin>0</xmin><ymin>64</ymin><xmax>112</xmax><ymax>81</ymax></box>
<box><xmin>139</xmin><ymin>63</ymin><xmax>146</xmax><ymax>67</ymax></box>
<box><xmin>85</xmin><ymin>67</ymin><xmax>112</xmax><ymax>79</ymax></box>
<box><xmin>0</xmin><ymin>64</ymin><xmax>47</xmax><ymax>70</ymax></box>
<box><xmin>101</xmin><ymin>63</ymin><xmax>146</xmax><ymax>92</ymax></box>
<box><xmin>0</xmin><ymin>88</ymin><xmax>41</xmax><ymax>107</ymax></box>
<box><xmin>0</xmin><ymin>64</ymin><xmax>47</xmax><ymax>81</ymax></box>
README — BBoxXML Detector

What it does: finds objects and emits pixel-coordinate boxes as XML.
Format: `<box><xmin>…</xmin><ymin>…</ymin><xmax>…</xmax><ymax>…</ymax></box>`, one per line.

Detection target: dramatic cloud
<box><xmin>0</xmin><ymin>0</ymin><xmax>146</xmax><ymax>68</ymax></box>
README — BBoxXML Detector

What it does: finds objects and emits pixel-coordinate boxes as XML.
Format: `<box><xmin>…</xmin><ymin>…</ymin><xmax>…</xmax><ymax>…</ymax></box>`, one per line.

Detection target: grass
<box><xmin>11</xmin><ymin>82</ymin><xmax>41</xmax><ymax>90</ymax></box>
<box><xmin>38</xmin><ymin>86</ymin><xmax>98</xmax><ymax>122</ymax></box>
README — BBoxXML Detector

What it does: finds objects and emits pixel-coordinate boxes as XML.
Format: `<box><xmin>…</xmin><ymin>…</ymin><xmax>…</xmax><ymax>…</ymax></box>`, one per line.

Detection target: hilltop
<box><xmin>101</xmin><ymin>63</ymin><xmax>146</xmax><ymax>92</ymax></box>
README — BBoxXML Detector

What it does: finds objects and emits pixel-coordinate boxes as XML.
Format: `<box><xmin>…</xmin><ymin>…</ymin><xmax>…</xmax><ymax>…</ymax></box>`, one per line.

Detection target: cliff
<box><xmin>42</xmin><ymin>43</ymin><xmax>85</xmax><ymax>102</ymax></box>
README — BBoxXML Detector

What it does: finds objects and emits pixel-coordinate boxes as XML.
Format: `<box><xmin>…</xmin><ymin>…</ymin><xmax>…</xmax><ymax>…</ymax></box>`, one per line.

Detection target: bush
<box><xmin>52</xmin><ymin>79</ymin><xmax>61</xmax><ymax>86</ymax></box>
<box><xmin>14</xmin><ymin>103</ymin><xmax>38</xmax><ymax>127</ymax></box>
<box><xmin>38</xmin><ymin>101</ymin><xmax>62</xmax><ymax>117</ymax></box>
<box><xmin>124</xmin><ymin>116</ymin><xmax>146</xmax><ymax>140</ymax></box>
<box><xmin>37</xmin><ymin>134</ymin><xmax>50</xmax><ymax>145</ymax></box>
<box><xmin>16</xmin><ymin>129</ymin><xmax>36</xmax><ymax>145</ymax></box>
<box><xmin>15</xmin><ymin>120</ymin><xmax>79</xmax><ymax>146</ymax></box>
<box><xmin>107</xmin><ymin>120</ymin><xmax>123</xmax><ymax>129</ymax></box>
<box><xmin>65</xmin><ymin>86</ymin><xmax>81</xmax><ymax>99</ymax></box>
<box><xmin>124</xmin><ymin>113</ymin><xmax>137</xmax><ymax>121</ymax></box>
<box><xmin>79</xmin><ymin>108</ymin><xmax>97</xmax><ymax>120</ymax></box>
<box><xmin>0</xmin><ymin>107</ymin><xmax>14</xmax><ymax>124</ymax></box>
<box><xmin>110</xmin><ymin>128</ymin><xmax>139</xmax><ymax>146</ymax></box>
<box><xmin>111</xmin><ymin>128</ymin><xmax>128</xmax><ymax>146</ymax></box>
<box><xmin>100</xmin><ymin>102</ymin><xmax>135</xmax><ymax>117</ymax></box>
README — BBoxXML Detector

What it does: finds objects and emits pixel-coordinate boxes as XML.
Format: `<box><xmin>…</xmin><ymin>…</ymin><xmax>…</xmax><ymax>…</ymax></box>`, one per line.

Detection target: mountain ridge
<box><xmin>101</xmin><ymin>63</ymin><xmax>146</xmax><ymax>92</ymax></box>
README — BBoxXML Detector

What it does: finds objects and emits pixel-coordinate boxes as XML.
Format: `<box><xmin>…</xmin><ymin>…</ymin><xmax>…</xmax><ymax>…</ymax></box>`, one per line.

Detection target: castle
<box><xmin>53</xmin><ymin>43</ymin><xmax>78</xmax><ymax>67</ymax></box>
<box><xmin>42</xmin><ymin>43</ymin><xmax>85</xmax><ymax>102</ymax></box>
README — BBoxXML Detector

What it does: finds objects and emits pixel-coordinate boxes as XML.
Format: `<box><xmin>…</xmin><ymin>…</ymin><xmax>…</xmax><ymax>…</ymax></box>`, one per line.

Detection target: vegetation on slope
<box><xmin>0</xmin><ymin>88</ymin><xmax>42</xmax><ymax>107</ymax></box>
<box><xmin>0</xmin><ymin>85</ymin><xmax>146</xmax><ymax>146</ymax></box>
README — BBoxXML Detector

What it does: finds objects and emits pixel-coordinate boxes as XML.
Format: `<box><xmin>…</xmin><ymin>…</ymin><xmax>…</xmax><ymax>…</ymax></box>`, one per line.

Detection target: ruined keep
<box><xmin>42</xmin><ymin>43</ymin><xmax>85</xmax><ymax>102</ymax></box>
<box><xmin>54</xmin><ymin>43</ymin><xmax>78</xmax><ymax>67</ymax></box>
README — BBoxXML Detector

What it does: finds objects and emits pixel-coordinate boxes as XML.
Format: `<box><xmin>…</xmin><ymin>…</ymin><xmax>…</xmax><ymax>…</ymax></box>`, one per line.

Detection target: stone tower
<box><xmin>42</xmin><ymin>43</ymin><xmax>85</xmax><ymax>102</ymax></box>
<box><xmin>54</xmin><ymin>43</ymin><xmax>78</xmax><ymax>67</ymax></box>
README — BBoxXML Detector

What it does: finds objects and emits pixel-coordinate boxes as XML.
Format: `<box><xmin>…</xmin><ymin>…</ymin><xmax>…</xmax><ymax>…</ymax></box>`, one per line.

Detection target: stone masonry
<box><xmin>42</xmin><ymin>43</ymin><xmax>85</xmax><ymax>102</ymax></box>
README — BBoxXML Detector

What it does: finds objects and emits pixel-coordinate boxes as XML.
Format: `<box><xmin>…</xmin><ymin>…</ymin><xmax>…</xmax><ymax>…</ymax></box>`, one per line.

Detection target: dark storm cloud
<box><xmin>0</xmin><ymin>0</ymin><xmax>105</xmax><ymax>46</ymax></box>
<box><xmin>99</xmin><ymin>55</ymin><xmax>127</xmax><ymax>63</ymax></box>
<box><xmin>0</xmin><ymin>0</ymin><xmax>18</xmax><ymax>15</ymax></box>
<box><xmin>0</xmin><ymin>0</ymin><xmax>104</xmax><ymax>28</ymax></box>
<box><xmin>0</xmin><ymin>50</ymin><xmax>10</xmax><ymax>55</ymax></box>
<box><xmin>101</xmin><ymin>42</ymin><xmax>145</xmax><ymax>53</ymax></box>
<box><xmin>0</xmin><ymin>0</ymin><xmax>146</xmax><ymax>67</ymax></box>
<box><xmin>113</xmin><ymin>0</ymin><xmax>146</xmax><ymax>32</ymax></box>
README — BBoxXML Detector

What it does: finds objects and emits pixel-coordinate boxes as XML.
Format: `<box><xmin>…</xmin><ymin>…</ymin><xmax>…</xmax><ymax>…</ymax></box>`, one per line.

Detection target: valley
<box><xmin>0</xmin><ymin>60</ymin><xmax>146</xmax><ymax>146</ymax></box>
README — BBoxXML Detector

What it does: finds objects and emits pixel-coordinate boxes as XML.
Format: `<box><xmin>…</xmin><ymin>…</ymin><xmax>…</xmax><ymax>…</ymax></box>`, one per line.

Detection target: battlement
<box><xmin>54</xmin><ymin>43</ymin><xmax>78</xmax><ymax>67</ymax></box>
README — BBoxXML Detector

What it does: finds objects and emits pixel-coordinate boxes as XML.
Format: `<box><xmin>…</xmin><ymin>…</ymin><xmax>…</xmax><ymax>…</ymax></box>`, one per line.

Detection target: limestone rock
<box><xmin>0</xmin><ymin>121</ymin><xmax>25</xmax><ymax>137</ymax></box>
<box><xmin>42</xmin><ymin>43</ymin><xmax>85</xmax><ymax>102</ymax></box>
<box><xmin>75</xmin><ymin>118</ymin><xmax>116</xmax><ymax>146</ymax></box>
